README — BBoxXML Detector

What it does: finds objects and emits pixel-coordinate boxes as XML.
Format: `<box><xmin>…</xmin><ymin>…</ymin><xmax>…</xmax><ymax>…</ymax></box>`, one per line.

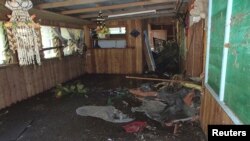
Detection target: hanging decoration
<box><xmin>95</xmin><ymin>11</ymin><xmax>109</xmax><ymax>38</ymax></box>
<box><xmin>4</xmin><ymin>0</ymin><xmax>41</xmax><ymax>66</ymax></box>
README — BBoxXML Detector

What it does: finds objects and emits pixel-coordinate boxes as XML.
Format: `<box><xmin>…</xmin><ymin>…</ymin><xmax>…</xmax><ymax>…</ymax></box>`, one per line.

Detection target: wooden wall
<box><xmin>184</xmin><ymin>20</ymin><xmax>205</xmax><ymax>77</ymax></box>
<box><xmin>84</xmin><ymin>19</ymin><xmax>143</xmax><ymax>74</ymax></box>
<box><xmin>200</xmin><ymin>89</ymin><xmax>234</xmax><ymax>135</ymax></box>
<box><xmin>0</xmin><ymin>55</ymin><xmax>84</xmax><ymax>109</ymax></box>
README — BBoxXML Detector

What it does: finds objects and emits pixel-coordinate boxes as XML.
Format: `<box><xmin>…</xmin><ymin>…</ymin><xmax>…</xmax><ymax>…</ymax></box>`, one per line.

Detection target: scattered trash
<box><xmin>76</xmin><ymin>106</ymin><xmax>134</xmax><ymax>123</ymax></box>
<box><xmin>122</xmin><ymin>101</ymin><xmax>129</xmax><ymax>107</ymax></box>
<box><xmin>54</xmin><ymin>81</ymin><xmax>88</xmax><ymax>98</ymax></box>
<box><xmin>122</xmin><ymin>121</ymin><xmax>147</xmax><ymax>133</ymax></box>
<box><xmin>106</xmin><ymin>138</ymin><xmax>113</xmax><ymax>141</ymax></box>
<box><xmin>104</xmin><ymin>87</ymin><xmax>130</xmax><ymax>105</ymax></box>
<box><xmin>0</xmin><ymin>110</ymin><xmax>9</xmax><ymax>117</ymax></box>
<box><xmin>131</xmin><ymin>100</ymin><xmax>166</xmax><ymax>122</ymax></box>
<box><xmin>146</xmin><ymin>125</ymin><xmax>157</xmax><ymax>131</ymax></box>
<box><xmin>183</xmin><ymin>90</ymin><xmax>195</xmax><ymax>106</ymax></box>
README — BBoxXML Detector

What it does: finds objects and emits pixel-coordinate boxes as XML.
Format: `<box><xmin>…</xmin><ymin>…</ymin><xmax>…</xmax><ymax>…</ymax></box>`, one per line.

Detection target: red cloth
<box><xmin>122</xmin><ymin>121</ymin><xmax>147</xmax><ymax>133</ymax></box>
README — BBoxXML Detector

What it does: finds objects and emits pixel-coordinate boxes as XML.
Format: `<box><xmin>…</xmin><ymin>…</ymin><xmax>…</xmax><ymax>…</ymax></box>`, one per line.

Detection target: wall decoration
<box><xmin>4</xmin><ymin>0</ymin><xmax>42</xmax><ymax>66</ymax></box>
<box><xmin>130</xmin><ymin>29</ymin><xmax>140</xmax><ymax>38</ymax></box>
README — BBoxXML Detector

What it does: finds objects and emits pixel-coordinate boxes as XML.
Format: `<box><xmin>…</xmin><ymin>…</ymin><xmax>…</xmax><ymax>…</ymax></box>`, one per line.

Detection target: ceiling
<box><xmin>31</xmin><ymin>0</ymin><xmax>188</xmax><ymax>22</ymax></box>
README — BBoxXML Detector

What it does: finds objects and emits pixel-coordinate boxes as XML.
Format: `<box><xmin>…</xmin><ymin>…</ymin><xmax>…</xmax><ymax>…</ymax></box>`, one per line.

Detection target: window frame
<box><xmin>205</xmin><ymin>0</ymin><xmax>242</xmax><ymax>124</ymax></box>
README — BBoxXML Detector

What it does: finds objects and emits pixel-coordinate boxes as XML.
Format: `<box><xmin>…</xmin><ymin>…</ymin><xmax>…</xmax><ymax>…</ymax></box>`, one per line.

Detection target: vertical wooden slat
<box><xmin>84</xmin><ymin>19</ymin><xmax>143</xmax><ymax>74</ymax></box>
<box><xmin>200</xmin><ymin>89</ymin><xmax>234</xmax><ymax>135</ymax></box>
<box><xmin>6</xmin><ymin>66</ymin><xmax>19</xmax><ymax>103</ymax></box>
<box><xmin>0</xmin><ymin>69</ymin><xmax>8</xmax><ymax>108</ymax></box>
<box><xmin>0</xmin><ymin>55</ymin><xmax>85</xmax><ymax>109</ymax></box>
<box><xmin>185</xmin><ymin>20</ymin><xmax>204</xmax><ymax>77</ymax></box>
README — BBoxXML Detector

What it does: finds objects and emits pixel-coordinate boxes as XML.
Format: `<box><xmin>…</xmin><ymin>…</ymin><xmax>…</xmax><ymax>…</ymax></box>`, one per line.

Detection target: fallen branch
<box><xmin>126</xmin><ymin>76</ymin><xmax>202</xmax><ymax>91</ymax></box>
<box><xmin>165</xmin><ymin>116</ymin><xmax>199</xmax><ymax>127</ymax></box>
<box><xmin>15</xmin><ymin>119</ymin><xmax>35</xmax><ymax>141</ymax></box>
<box><xmin>171</xmin><ymin>117</ymin><xmax>194</xmax><ymax>123</ymax></box>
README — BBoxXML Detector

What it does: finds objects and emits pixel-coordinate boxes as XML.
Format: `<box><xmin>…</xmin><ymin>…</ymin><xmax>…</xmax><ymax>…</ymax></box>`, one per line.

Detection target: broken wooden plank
<box><xmin>126</xmin><ymin>76</ymin><xmax>202</xmax><ymax>91</ymax></box>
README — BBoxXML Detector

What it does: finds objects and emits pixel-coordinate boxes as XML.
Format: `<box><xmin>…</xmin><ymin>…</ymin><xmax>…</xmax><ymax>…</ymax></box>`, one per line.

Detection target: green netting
<box><xmin>207</xmin><ymin>0</ymin><xmax>227</xmax><ymax>94</ymax></box>
<box><xmin>224</xmin><ymin>0</ymin><xmax>250</xmax><ymax>124</ymax></box>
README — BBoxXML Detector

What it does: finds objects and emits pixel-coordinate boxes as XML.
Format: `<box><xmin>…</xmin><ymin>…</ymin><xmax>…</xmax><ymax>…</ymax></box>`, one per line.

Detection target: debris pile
<box><xmin>75</xmin><ymin>74</ymin><xmax>203</xmax><ymax>140</ymax></box>
<box><xmin>127</xmin><ymin>75</ymin><xmax>202</xmax><ymax>127</ymax></box>
<box><xmin>153</xmin><ymin>40</ymin><xmax>180</xmax><ymax>74</ymax></box>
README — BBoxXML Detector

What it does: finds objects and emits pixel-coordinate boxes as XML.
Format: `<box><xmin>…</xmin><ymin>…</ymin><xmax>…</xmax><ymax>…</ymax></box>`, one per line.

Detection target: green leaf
<box><xmin>63</xmin><ymin>87</ymin><xmax>70</xmax><ymax>93</ymax></box>
<box><xmin>77</xmin><ymin>83</ymin><xmax>84</xmax><ymax>91</ymax></box>
<box><xmin>70</xmin><ymin>85</ymin><xmax>76</xmax><ymax>91</ymax></box>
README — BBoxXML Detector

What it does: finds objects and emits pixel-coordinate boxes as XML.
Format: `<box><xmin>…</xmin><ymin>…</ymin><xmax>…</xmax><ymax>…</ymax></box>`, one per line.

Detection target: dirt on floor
<box><xmin>0</xmin><ymin>74</ymin><xmax>207</xmax><ymax>141</ymax></box>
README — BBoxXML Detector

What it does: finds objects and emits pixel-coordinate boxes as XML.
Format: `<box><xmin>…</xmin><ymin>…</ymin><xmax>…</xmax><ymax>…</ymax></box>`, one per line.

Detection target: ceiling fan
<box><xmin>91</xmin><ymin>10</ymin><xmax>106</xmax><ymax>23</ymax></box>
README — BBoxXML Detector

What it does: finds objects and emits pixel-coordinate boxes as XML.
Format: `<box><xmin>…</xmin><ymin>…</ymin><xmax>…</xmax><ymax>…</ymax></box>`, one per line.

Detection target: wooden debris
<box><xmin>165</xmin><ymin>116</ymin><xmax>198</xmax><ymax>127</ymax></box>
<box><xmin>129</xmin><ymin>89</ymin><xmax>158</xmax><ymax>97</ymax></box>
<box><xmin>173</xmin><ymin>124</ymin><xmax>179</xmax><ymax>134</ymax></box>
<box><xmin>182</xmin><ymin>83</ymin><xmax>202</xmax><ymax>91</ymax></box>
<box><xmin>126</xmin><ymin>76</ymin><xmax>202</xmax><ymax>91</ymax></box>
<box><xmin>183</xmin><ymin>90</ymin><xmax>195</xmax><ymax>106</ymax></box>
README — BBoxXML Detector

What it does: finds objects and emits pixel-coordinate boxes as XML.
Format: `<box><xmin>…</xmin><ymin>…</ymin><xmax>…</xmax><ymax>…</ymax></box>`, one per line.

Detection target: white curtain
<box><xmin>0</xmin><ymin>22</ymin><xmax>6</xmax><ymax>64</ymax></box>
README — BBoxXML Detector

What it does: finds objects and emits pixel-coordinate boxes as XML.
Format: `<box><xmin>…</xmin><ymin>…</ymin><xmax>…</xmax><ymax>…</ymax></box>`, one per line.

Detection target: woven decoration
<box><xmin>4</xmin><ymin>0</ymin><xmax>41</xmax><ymax>66</ymax></box>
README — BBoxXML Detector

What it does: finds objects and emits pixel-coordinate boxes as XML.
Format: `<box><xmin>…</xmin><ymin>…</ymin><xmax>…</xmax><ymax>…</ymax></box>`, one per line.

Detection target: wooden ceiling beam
<box><xmin>80</xmin><ymin>4</ymin><xmax>176</xmax><ymax>19</ymax></box>
<box><xmin>61</xmin><ymin>0</ymin><xmax>176</xmax><ymax>15</ymax></box>
<box><xmin>0</xmin><ymin>2</ymin><xmax>89</xmax><ymax>27</ymax></box>
<box><xmin>36</xmin><ymin>0</ymin><xmax>109</xmax><ymax>9</ymax></box>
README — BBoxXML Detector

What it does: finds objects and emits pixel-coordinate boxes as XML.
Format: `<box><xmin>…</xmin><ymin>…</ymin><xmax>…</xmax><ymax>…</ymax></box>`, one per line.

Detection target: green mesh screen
<box><xmin>224</xmin><ymin>0</ymin><xmax>250</xmax><ymax>124</ymax></box>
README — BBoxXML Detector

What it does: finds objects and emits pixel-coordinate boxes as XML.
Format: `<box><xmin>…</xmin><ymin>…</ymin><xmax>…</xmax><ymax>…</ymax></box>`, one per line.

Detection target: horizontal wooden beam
<box><xmin>36</xmin><ymin>0</ymin><xmax>109</xmax><ymax>9</ymax></box>
<box><xmin>80</xmin><ymin>4</ymin><xmax>176</xmax><ymax>19</ymax></box>
<box><xmin>61</xmin><ymin>0</ymin><xmax>176</xmax><ymax>15</ymax></box>
<box><xmin>30</xmin><ymin>8</ymin><xmax>90</xmax><ymax>27</ymax></box>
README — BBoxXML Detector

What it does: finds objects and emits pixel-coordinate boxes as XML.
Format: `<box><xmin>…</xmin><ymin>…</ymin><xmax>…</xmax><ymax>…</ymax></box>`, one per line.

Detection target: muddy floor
<box><xmin>0</xmin><ymin>74</ymin><xmax>206</xmax><ymax>141</ymax></box>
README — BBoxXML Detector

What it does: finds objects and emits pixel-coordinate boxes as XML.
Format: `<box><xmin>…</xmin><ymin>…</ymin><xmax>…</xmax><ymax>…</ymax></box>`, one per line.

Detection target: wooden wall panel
<box><xmin>0</xmin><ymin>55</ymin><xmax>84</xmax><ymax>110</ymax></box>
<box><xmin>84</xmin><ymin>19</ymin><xmax>143</xmax><ymax>74</ymax></box>
<box><xmin>184</xmin><ymin>20</ymin><xmax>205</xmax><ymax>77</ymax></box>
<box><xmin>0</xmin><ymin>69</ymin><xmax>11</xmax><ymax>108</ymax></box>
<box><xmin>200</xmin><ymin>89</ymin><xmax>234</xmax><ymax>135</ymax></box>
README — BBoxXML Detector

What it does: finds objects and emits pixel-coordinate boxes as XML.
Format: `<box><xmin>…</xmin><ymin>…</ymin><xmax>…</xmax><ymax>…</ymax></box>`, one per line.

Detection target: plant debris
<box><xmin>54</xmin><ymin>81</ymin><xmax>88</xmax><ymax>98</ymax></box>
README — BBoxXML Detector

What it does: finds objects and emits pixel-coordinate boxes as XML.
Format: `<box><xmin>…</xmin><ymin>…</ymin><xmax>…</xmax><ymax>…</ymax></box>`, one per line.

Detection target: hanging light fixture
<box><xmin>4</xmin><ymin>0</ymin><xmax>41</xmax><ymax>66</ymax></box>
